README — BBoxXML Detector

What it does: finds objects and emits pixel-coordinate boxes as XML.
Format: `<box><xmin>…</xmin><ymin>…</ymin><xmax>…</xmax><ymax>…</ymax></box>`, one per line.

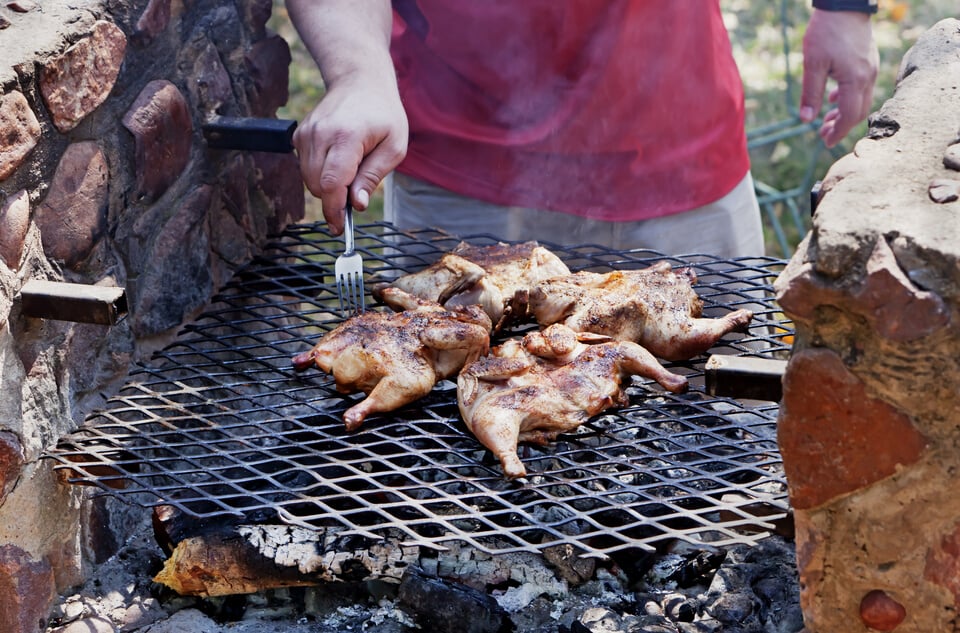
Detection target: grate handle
<box><xmin>202</xmin><ymin>116</ymin><xmax>297</xmax><ymax>153</ymax></box>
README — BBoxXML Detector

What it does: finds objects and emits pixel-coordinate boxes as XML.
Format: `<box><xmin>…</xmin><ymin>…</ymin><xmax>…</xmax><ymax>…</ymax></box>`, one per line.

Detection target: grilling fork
<box><xmin>334</xmin><ymin>202</ymin><xmax>365</xmax><ymax>316</ymax></box>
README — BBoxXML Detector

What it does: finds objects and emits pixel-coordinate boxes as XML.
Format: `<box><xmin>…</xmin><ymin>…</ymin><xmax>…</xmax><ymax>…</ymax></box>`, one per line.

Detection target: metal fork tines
<box><xmin>334</xmin><ymin>203</ymin><xmax>365</xmax><ymax>316</ymax></box>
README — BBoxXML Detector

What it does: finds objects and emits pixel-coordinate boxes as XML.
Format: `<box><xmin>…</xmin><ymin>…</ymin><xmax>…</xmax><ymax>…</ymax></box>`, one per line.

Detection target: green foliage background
<box><xmin>271</xmin><ymin>1</ymin><xmax>957</xmax><ymax>257</ymax></box>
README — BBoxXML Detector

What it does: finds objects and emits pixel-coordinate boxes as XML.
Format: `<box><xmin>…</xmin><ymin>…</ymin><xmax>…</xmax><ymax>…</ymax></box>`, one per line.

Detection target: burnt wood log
<box><xmin>151</xmin><ymin>506</ymin><xmax>419</xmax><ymax>597</ymax></box>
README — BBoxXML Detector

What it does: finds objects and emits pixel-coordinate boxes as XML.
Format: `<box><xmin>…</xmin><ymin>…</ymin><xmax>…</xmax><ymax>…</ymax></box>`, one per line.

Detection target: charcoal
<box><xmin>663</xmin><ymin>593</ymin><xmax>698</xmax><ymax>622</ymax></box>
<box><xmin>397</xmin><ymin>565</ymin><xmax>512</xmax><ymax>633</ymax></box>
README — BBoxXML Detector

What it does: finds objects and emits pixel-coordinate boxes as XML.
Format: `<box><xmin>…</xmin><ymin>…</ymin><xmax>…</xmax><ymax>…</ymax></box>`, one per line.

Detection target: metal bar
<box><xmin>202</xmin><ymin>116</ymin><xmax>297</xmax><ymax>153</ymax></box>
<box><xmin>19</xmin><ymin>279</ymin><xmax>127</xmax><ymax>325</ymax></box>
<box><xmin>704</xmin><ymin>355</ymin><xmax>786</xmax><ymax>402</ymax></box>
<box><xmin>45</xmin><ymin>224</ymin><xmax>794</xmax><ymax>556</ymax></box>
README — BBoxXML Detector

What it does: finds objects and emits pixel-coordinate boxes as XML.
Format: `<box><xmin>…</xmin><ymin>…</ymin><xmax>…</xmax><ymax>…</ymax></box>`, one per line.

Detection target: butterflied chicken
<box><xmin>529</xmin><ymin>261</ymin><xmax>753</xmax><ymax>361</ymax></box>
<box><xmin>458</xmin><ymin>324</ymin><xmax>689</xmax><ymax>479</ymax></box>
<box><xmin>293</xmin><ymin>288</ymin><xmax>492</xmax><ymax>431</ymax></box>
<box><xmin>374</xmin><ymin>241</ymin><xmax>570</xmax><ymax>331</ymax></box>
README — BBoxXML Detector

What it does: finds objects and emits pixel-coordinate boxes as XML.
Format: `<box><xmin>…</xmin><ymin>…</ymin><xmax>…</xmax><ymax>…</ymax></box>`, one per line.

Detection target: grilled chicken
<box><xmin>374</xmin><ymin>241</ymin><xmax>570</xmax><ymax>331</ymax></box>
<box><xmin>292</xmin><ymin>288</ymin><xmax>492</xmax><ymax>431</ymax></box>
<box><xmin>458</xmin><ymin>324</ymin><xmax>689</xmax><ymax>479</ymax></box>
<box><xmin>529</xmin><ymin>261</ymin><xmax>753</xmax><ymax>361</ymax></box>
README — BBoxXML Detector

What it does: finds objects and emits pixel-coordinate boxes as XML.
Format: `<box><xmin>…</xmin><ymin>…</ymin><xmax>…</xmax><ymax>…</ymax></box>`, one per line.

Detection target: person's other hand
<box><xmin>799</xmin><ymin>9</ymin><xmax>879</xmax><ymax>148</ymax></box>
<box><xmin>293</xmin><ymin>78</ymin><xmax>408</xmax><ymax>234</ymax></box>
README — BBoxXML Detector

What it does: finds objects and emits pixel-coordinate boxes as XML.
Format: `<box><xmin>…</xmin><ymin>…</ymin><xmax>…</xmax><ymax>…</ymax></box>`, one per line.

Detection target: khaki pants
<box><xmin>383</xmin><ymin>171</ymin><xmax>765</xmax><ymax>258</ymax></box>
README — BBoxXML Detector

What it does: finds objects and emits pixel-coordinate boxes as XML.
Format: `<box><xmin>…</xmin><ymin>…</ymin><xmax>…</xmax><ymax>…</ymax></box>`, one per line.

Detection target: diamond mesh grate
<box><xmin>47</xmin><ymin>223</ymin><xmax>794</xmax><ymax>556</ymax></box>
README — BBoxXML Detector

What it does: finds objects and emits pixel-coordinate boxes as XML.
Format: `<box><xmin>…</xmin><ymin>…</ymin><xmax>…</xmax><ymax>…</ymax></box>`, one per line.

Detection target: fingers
<box><xmin>799</xmin><ymin>10</ymin><xmax>878</xmax><ymax>148</ymax></box>
<box><xmin>292</xmin><ymin>98</ymin><xmax>408</xmax><ymax>234</ymax></box>
<box><xmin>293</xmin><ymin>126</ymin><xmax>357</xmax><ymax>234</ymax></box>
<box><xmin>799</xmin><ymin>56</ymin><xmax>829</xmax><ymax>124</ymax></box>
<box><xmin>350</xmin><ymin>137</ymin><xmax>406</xmax><ymax>212</ymax></box>
<box><xmin>822</xmin><ymin>76</ymin><xmax>874</xmax><ymax>148</ymax></box>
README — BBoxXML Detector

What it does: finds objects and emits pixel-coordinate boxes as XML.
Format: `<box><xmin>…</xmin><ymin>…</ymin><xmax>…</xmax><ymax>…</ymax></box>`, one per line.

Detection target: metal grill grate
<box><xmin>47</xmin><ymin>223</ymin><xmax>794</xmax><ymax>556</ymax></box>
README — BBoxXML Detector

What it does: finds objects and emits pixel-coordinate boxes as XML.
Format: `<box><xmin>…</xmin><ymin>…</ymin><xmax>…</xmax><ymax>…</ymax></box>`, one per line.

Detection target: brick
<box><xmin>792</xmin><ymin>512</ymin><xmax>825</xmax><ymax>627</ymax></box>
<box><xmin>122</xmin><ymin>80</ymin><xmax>193</xmax><ymax>201</ymax></box>
<box><xmin>252</xmin><ymin>151</ymin><xmax>305</xmax><ymax>234</ymax></box>
<box><xmin>7</xmin><ymin>0</ymin><xmax>38</xmax><ymax>11</ymax></box>
<box><xmin>0</xmin><ymin>189</ymin><xmax>30</xmax><ymax>271</ymax></box>
<box><xmin>246</xmin><ymin>0</ymin><xmax>273</xmax><ymax>39</ymax></box>
<box><xmin>929</xmin><ymin>178</ymin><xmax>960</xmax><ymax>203</ymax></box>
<box><xmin>133</xmin><ymin>0</ymin><xmax>171</xmax><ymax>45</ymax></box>
<box><xmin>778</xmin><ymin>348</ymin><xmax>927</xmax><ymax>510</ymax></box>
<box><xmin>0</xmin><ymin>544</ymin><xmax>56</xmax><ymax>633</ymax></box>
<box><xmin>0</xmin><ymin>431</ymin><xmax>24</xmax><ymax>507</ymax></box>
<box><xmin>777</xmin><ymin>237</ymin><xmax>948</xmax><ymax>342</ymax></box>
<box><xmin>40</xmin><ymin>21</ymin><xmax>127</xmax><ymax>133</ymax></box>
<box><xmin>188</xmin><ymin>39</ymin><xmax>234</xmax><ymax>117</ymax></box>
<box><xmin>0</xmin><ymin>90</ymin><xmax>41</xmax><ymax>180</ymax></box>
<box><xmin>925</xmin><ymin>523</ymin><xmax>960</xmax><ymax>609</ymax></box>
<box><xmin>244</xmin><ymin>34</ymin><xmax>291</xmax><ymax>117</ymax></box>
<box><xmin>859</xmin><ymin>590</ymin><xmax>906</xmax><ymax>632</ymax></box>
<box><xmin>34</xmin><ymin>142</ymin><xmax>109</xmax><ymax>270</ymax></box>
<box><xmin>131</xmin><ymin>185</ymin><xmax>213</xmax><ymax>337</ymax></box>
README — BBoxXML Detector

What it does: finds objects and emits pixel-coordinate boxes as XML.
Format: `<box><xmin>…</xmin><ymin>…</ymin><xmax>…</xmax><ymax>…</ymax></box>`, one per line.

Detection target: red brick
<box><xmin>925</xmin><ymin>523</ymin><xmax>960</xmax><ymax>607</ymax></box>
<box><xmin>778</xmin><ymin>348</ymin><xmax>927</xmax><ymax>510</ymax></box>
<box><xmin>189</xmin><ymin>40</ymin><xmax>234</xmax><ymax>117</ymax></box>
<box><xmin>0</xmin><ymin>544</ymin><xmax>56</xmax><ymax>633</ymax></box>
<box><xmin>859</xmin><ymin>590</ymin><xmax>906</xmax><ymax>632</ymax></box>
<box><xmin>0</xmin><ymin>90</ymin><xmax>41</xmax><ymax>180</ymax></box>
<box><xmin>244</xmin><ymin>34</ymin><xmax>291</xmax><ymax>117</ymax></box>
<box><xmin>40</xmin><ymin>21</ymin><xmax>127</xmax><ymax>133</ymax></box>
<box><xmin>0</xmin><ymin>189</ymin><xmax>30</xmax><ymax>271</ymax></box>
<box><xmin>134</xmin><ymin>0</ymin><xmax>171</xmax><ymax>45</ymax></box>
<box><xmin>122</xmin><ymin>80</ymin><xmax>193</xmax><ymax>201</ymax></box>
<box><xmin>34</xmin><ymin>142</ymin><xmax>109</xmax><ymax>270</ymax></box>
<box><xmin>777</xmin><ymin>238</ymin><xmax>948</xmax><ymax>342</ymax></box>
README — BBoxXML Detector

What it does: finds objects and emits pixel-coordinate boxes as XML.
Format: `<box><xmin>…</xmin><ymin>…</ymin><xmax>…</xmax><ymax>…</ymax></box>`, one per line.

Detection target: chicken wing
<box><xmin>374</xmin><ymin>241</ymin><xmax>570</xmax><ymax>331</ymax></box>
<box><xmin>529</xmin><ymin>261</ymin><xmax>753</xmax><ymax>361</ymax></box>
<box><xmin>293</xmin><ymin>288</ymin><xmax>492</xmax><ymax>431</ymax></box>
<box><xmin>458</xmin><ymin>324</ymin><xmax>689</xmax><ymax>479</ymax></box>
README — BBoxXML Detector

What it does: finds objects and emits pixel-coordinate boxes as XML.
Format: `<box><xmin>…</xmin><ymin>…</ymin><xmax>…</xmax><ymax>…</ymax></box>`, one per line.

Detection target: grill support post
<box><xmin>774</xmin><ymin>19</ymin><xmax>960</xmax><ymax>633</ymax></box>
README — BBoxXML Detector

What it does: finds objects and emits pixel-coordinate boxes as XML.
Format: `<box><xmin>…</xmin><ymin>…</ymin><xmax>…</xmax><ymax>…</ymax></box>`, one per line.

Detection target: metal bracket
<box><xmin>19</xmin><ymin>280</ymin><xmax>127</xmax><ymax>325</ymax></box>
<box><xmin>202</xmin><ymin>116</ymin><xmax>297</xmax><ymax>153</ymax></box>
<box><xmin>704</xmin><ymin>354</ymin><xmax>786</xmax><ymax>402</ymax></box>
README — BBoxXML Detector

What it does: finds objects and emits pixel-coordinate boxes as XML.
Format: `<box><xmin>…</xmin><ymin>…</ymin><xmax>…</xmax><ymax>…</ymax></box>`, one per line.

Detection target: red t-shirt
<box><xmin>390</xmin><ymin>1</ymin><xmax>750</xmax><ymax>222</ymax></box>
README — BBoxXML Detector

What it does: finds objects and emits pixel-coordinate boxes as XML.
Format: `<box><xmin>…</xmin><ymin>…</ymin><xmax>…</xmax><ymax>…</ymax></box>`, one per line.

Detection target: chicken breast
<box><xmin>293</xmin><ymin>288</ymin><xmax>492</xmax><ymax>431</ymax></box>
<box><xmin>458</xmin><ymin>324</ymin><xmax>689</xmax><ymax>479</ymax></box>
<box><xmin>374</xmin><ymin>241</ymin><xmax>571</xmax><ymax>331</ymax></box>
<box><xmin>529</xmin><ymin>261</ymin><xmax>753</xmax><ymax>361</ymax></box>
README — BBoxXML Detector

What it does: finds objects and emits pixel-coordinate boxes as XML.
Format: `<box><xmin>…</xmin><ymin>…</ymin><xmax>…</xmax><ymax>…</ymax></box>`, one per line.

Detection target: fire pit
<box><xmin>46</xmin><ymin>222</ymin><xmax>793</xmax><ymax>559</ymax></box>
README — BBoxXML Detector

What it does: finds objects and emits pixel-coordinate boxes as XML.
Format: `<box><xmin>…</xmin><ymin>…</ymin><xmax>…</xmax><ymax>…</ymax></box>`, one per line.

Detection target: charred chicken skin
<box><xmin>374</xmin><ymin>241</ymin><xmax>570</xmax><ymax>331</ymax></box>
<box><xmin>529</xmin><ymin>261</ymin><xmax>753</xmax><ymax>361</ymax></box>
<box><xmin>458</xmin><ymin>324</ymin><xmax>689</xmax><ymax>479</ymax></box>
<box><xmin>292</xmin><ymin>288</ymin><xmax>492</xmax><ymax>431</ymax></box>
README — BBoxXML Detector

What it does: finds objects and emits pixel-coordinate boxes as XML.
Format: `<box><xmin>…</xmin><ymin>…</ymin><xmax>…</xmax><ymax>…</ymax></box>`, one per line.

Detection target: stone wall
<box><xmin>775</xmin><ymin>19</ymin><xmax>960</xmax><ymax>633</ymax></box>
<box><xmin>0</xmin><ymin>0</ymin><xmax>303</xmax><ymax>629</ymax></box>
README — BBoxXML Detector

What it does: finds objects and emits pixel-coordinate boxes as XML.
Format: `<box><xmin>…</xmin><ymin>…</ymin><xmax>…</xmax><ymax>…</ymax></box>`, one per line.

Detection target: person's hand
<box><xmin>799</xmin><ymin>9</ymin><xmax>879</xmax><ymax>148</ymax></box>
<box><xmin>293</xmin><ymin>77</ymin><xmax>408</xmax><ymax>235</ymax></box>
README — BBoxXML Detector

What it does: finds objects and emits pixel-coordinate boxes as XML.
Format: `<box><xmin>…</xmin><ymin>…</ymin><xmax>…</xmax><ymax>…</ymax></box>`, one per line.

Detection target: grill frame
<box><xmin>48</xmin><ymin>222</ymin><xmax>794</xmax><ymax>556</ymax></box>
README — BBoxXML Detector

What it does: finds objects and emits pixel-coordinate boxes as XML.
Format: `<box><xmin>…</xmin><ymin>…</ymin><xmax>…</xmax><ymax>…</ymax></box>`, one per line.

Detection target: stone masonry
<box><xmin>775</xmin><ymin>19</ymin><xmax>960</xmax><ymax>633</ymax></box>
<box><xmin>0</xmin><ymin>0</ymin><xmax>303</xmax><ymax>630</ymax></box>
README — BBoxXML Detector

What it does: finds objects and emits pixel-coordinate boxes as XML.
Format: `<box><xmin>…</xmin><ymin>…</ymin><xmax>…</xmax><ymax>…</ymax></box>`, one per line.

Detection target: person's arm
<box><xmin>799</xmin><ymin>0</ymin><xmax>879</xmax><ymax>148</ymax></box>
<box><xmin>286</xmin><ymin>0</ymin><xmax>408</xmax><ymax>234</ymax></box>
